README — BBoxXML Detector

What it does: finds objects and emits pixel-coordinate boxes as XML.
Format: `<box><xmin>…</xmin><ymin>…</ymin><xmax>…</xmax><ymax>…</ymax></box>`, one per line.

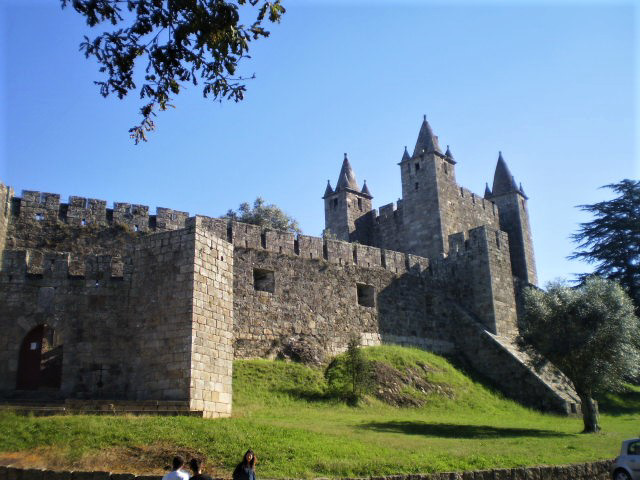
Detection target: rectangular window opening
<box><xmin>253</xmin><ymin>268</ymin><xmax>275</xmax><ymax>293</ymax></box>
<box><xmin>415</xmin><ymin>182</ymin><xmax>419</xmax><ymax>191</ymax></box>
<box><xmin>357</xmin><ymin>198</ymin><xmax>362</xmax><ymax>210</ymax></box>
<box><xmin>357</xmin><ymin>283</ymin><xmax>375</xmax><ymax>307</ymax></box>
<box><xmin>415</xmin><ymin>162</ymin><xmax>420</xmax><ymax>171</ymax></box>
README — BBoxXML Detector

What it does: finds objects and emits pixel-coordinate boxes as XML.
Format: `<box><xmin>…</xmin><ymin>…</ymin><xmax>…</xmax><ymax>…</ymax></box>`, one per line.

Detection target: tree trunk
<box><xmin>577</xmin><ymin>391</ymin><xmax>600</xmax><ymax>433</ymax></box>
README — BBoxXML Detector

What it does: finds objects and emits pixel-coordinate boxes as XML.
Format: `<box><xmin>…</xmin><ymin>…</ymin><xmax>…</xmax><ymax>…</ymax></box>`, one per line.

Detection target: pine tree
<box><xmin>570</xmin><ymin>179</ymin><xmax>640</xmax><ymax>313</ymax></box>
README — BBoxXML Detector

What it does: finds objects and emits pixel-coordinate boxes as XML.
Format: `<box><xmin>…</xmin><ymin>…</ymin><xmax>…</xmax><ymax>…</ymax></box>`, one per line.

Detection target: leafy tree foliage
<box><xmin>570</xmin><ymin>179</ymin><xmax>640</xmax><ymax>313</ymax></box>
<box><xmin>521</xmin><ymin>277</ymin><xmax>640</xmax><ymax>433</ymax></box>
<box><xmin>325</xmin><ymin>336</ymin><xmax>374</xmax><ymax>405</ymax></box>
<box><xmin>225</xmin><ymin>197</ymin><xmax>301</xmax><ymax>234</ymax></box>
<box><xmin>61</xmin><ymin>0</ymin><xmax>285</xmax><ymax>143</ymax></box>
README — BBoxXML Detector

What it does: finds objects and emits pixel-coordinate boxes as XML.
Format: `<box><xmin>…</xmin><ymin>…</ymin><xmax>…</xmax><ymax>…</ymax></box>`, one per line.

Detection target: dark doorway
<box><xmin>16</xmin><ymin>324</ymin><xmax>63</xmax><ymax>390</ymax></box>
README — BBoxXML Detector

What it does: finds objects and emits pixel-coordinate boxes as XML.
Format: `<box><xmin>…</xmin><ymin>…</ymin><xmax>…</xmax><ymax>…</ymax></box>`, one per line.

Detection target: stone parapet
<box><xmin>2</xmin><ymin>250</ymin><xmax>128</xmax><ymax>281</ymax></box>
<box><xmin>0</xmin><ymin>460</ymin><xmax>615</xmax><ymax>480</ymax></box>
<box><xmin>11</xmin><ymin>190</ymin><xmax>191</xmax><ymax>233</ymax></box>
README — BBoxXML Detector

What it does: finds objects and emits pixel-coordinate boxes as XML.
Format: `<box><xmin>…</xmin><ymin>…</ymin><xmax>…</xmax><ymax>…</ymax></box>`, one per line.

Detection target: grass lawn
<box><xmin>1</xmin><ymin>346</ymin><xmax>638</xmax><ymax>478</ymax></box>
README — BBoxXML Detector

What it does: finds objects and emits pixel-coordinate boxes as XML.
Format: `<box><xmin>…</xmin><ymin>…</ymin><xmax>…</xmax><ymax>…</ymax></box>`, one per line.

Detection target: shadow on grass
<box><xmin>598</xmin><ymin>387</ymin><xmax>640</xmax><ymax>415</ymax></box>
<box><xmin>278</xmin><ymin>388</ymin><xmax>344</xmax><ymax>403</ymax></box>
<box><xmin>358</xmin><ymin>421</ymin><xmax>568</xmax><ymax>438</ymax></box>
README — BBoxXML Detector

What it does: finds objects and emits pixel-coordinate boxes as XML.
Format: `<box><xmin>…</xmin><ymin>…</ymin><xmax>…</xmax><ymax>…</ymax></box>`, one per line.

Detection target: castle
<box><xmin>0</xmin><ymin>117</ymin><xmax>579</xmax><ymax>417</ymax></box>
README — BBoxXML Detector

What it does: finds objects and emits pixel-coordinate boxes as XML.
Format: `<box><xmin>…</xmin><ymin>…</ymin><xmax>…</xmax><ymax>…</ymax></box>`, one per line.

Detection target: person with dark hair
<box><xmin>189</xmin><ymin>458</ymin><xmax>213</xmax><ymax>480</ymax></box>
<box><xmin>232</xmin><ymin>449</ymin><xmax>257</xmax><ymax>480</ymax></box>
<box><xmin>162</xmin><ymin>456</ymin><xmax>190</xmax><ymax>480</ymax></box>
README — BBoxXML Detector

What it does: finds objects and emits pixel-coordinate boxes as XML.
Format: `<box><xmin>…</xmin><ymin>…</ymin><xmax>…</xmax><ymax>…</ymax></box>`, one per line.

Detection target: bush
<box><xmin>324</xmin><ymin>337</ymin><xmax>373</xmax><ymax>405</ymax></box>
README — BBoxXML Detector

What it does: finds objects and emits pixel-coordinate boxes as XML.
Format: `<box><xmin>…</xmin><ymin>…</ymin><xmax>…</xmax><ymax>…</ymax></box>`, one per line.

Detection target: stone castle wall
<box><xmin>0</xmin><ymin>184</ymin><xmax>12</xmax><ymax>266</ymax></box>
<box><xmin>0</xmin><ymin>187</ymin><xmax>575</xmax><ymax>415</ymax></box>
<box><xmin>0</xmin><ymin>248</ymin><xmax>132</xmax><ymax>397</ymax></box>
<box><xmin>491</xmin><ymin>192</ymin><xmax>538</xmax><ymax>285</ymax></box>
<box><xmin>189</xmin><ymin>218</ymin><xmax>234</xmax><ymax>417</ymax></box>
<box><xmin>360</xmin><ymin>155</ymin><xmax>500</xmax><ymax>265</ymax></box>
<box><xmin>0</xmin><ymin>200</ymin><xmax>234</xmax><ymax>418</ymax></box>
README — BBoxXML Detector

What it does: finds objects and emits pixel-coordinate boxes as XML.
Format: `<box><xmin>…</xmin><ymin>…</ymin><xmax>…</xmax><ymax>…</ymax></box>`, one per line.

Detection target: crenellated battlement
<box><xmin>12</xmin><ymin>189</ymin><xmax>190</xmax><ymax>233</ymax></box>
<box><xmin>3</xmin><ymin>186</ymin><xmax>505</xmax><ymax>282</ymax></box>
<box><xmin>1</xmin><ymin>249</ymin><xmax>128</xmax><ymax>281</ymax></box>
<box><xmin>457</xmin><ymin>186</ymin><xmax>497</xmax><ymax>217</ymax></box>
<box><xmin>432</xmin><ymin>226</ymin><xmax>509</xmax><ymax>272</ymax></box>
<box><xmin>372</xmin><ymin>200</ymin><xmax>404</xmax><ymax>221</ymax></box>
<box><xmin>189</xmin><ymin>214</ymin><xmax>434</xmax><ymax>276</ymax></box>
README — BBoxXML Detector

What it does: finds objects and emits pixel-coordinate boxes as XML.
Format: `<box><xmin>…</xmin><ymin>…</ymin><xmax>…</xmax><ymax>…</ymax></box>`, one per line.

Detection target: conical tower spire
<box><xmin>445</xmin><ymin>145</ymin><xmax>456</xmax><ymax>164</ymax></box>
<box><xmin>484</xmin><ymin>182</ymin><xmax>492</xmax><ymax>198</ymax></box>
<box><xmin>402</xmin><ymin>146</ymin><xmax>410</xmax><ymax>162</ymax></box>
<box><xmin>335</xmin><ymin>153</ymin><xmax>359</xmax><ymax>191</ymax></box>
<box><xmin>323</xmin><ymin>180</ymin><xmax>334</xmax><ymax>198</ymax></box>
<box><xmin>492</xmin><ymin>151</ymin><xmax>520</xmax><ymax>196</ymax></box>
<box><xmin>361</xmin><ymin>180</ymin><xmax>372</xmax><ymax>197</ymax></box>
<box><xmin>519</xmin><ymin>182</ymin><xmax>528</xmax><ymax>199</ymax></box>
<box><xmin>413</xmin><ymin>115</ymin><xmax>443</xmax><ymax>157</ymax></box>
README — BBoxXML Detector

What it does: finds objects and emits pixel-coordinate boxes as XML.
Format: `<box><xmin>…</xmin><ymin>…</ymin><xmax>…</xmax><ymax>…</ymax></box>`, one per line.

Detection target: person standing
<box><xmin>162</xmin><ymin>456</ymin><xmax>190</xmax><ymax>480</ymax></box>
<box><xmin>189</xmin><ymin>458</ymin><xmax>213</xmax><ymax>480</ymax></box>
<box><xmin>232</xmin><ymin>449</ymin><xmax>257</xmax><ymax>480</ymax></box>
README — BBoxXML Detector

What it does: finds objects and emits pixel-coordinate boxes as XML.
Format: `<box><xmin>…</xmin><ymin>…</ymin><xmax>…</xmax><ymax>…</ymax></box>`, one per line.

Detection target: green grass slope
<box><xmin>2</xmin><ymin>345</ymin><xmax>639</xmax><ymax>478</ymax></box>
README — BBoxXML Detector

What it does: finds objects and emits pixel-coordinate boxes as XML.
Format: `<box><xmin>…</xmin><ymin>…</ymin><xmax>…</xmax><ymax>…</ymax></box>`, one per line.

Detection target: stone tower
<box><xmin>323</xmin><ymin>154</ymin><xmax>372</xmax><ymax>242</ymax></box>
<box><xmin>485</xmin><ymin>152</ymin><xmax>538</xmax><ymax>285</ymax></box>
<box><xmin>398</xmin><ymin>116</ymin><xmax>457</xmax><ymax>259</ymax></box>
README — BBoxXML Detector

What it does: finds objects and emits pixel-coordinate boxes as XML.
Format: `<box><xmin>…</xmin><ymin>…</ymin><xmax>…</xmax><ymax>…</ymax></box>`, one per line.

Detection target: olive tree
<box><xmin>521</xmin><ymin>277</ymin><xmax>640</xmax><ymax>432</ymax></box>
<box><xmin>224</xmin><ymin>197</ymin><xmax>301</xmax><ymax>234</ymax></box>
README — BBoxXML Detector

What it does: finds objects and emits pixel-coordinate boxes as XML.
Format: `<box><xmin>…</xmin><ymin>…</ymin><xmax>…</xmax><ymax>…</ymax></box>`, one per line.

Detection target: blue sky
<box><xmin>0</xmin><ymin>0</ymin><xmax>637</xmax><ymax>286</ymax></box>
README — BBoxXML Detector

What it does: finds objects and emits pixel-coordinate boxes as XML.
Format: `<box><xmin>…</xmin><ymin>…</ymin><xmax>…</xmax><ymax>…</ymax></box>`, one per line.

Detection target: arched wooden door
<box><xmin>16</xmin><ymin>325</ymin><xmax>62</xmax><ymax>390</ymax></box>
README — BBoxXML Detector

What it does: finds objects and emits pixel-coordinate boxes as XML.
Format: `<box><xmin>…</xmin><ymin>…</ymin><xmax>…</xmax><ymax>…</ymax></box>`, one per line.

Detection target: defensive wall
<box><xmin>0</xmin><ymin>185</ymin><xmax>579</xmax><ymax>415</ymax></box>
<box><xmin>0</xmin><ymin>459</ymin><xmax>616</xmax><ymax>480</ymax></box>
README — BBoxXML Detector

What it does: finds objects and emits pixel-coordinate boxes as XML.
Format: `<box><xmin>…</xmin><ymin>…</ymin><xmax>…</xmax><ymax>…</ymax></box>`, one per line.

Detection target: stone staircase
<box><xmin>489</xmin><ymin>333</ymin><xmax>582</xmax><ymax>414</ymax></box>
<box><xmin>449</xmin><ymin>302</ymin><xmax>581</xmax><ymax>415</ymax></box>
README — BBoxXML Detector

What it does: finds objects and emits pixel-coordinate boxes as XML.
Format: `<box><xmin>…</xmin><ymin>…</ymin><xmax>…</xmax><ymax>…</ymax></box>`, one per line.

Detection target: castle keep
<box><xmin>0</xmin><ymin>117</ymin><xmax>579</xmax><ymax>417</ymax></box>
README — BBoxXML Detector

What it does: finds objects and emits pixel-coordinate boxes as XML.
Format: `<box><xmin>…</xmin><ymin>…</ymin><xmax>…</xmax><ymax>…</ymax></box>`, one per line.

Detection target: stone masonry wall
<box><xmin>5</xmin><ymin>190</ymin><xmax>192</xmax><ymax>256</ymax></box>
<box><xmin>0</xmin><ymin>222</ymin><xmax>233</xmax><ymax>416</ymax></box>
<box><xmin>0</xmin><ymin>460</ymin><xmax>616</xmax><ymax>480</ymax></box>
<box><xmin>207</xmin><ymin>215</ymin><xmax>457</xmax><ymax>359</ymax></box>
<box><xmin>0</xmin><ymin>249</ymin><xmax>133</xmax><ymax>398</ymax></box>
<box><xmin>0</xmin><ymin>185</ymin><xmax>568</xmax><ymax>415</ymax></box>
<box><xmin>372</xmin><ymin>154</ymin><xmax>499</xmax><ymax>262</ymax></box>
<box><xmin>0</xmin><ymin>183</ymin><xmax>13</xmax><ymax>266</ymax></box>
<box><xmin>189</xmin><ymin>218</ymin><xmax>234</xmax><ymax>418</ymax></box>
<box><xmin>126</xmin><ymin>229</ymin><xmax>198</xmax><ymax>402</ymax></box>
<box><xmin>430</xmin><ymin>227</ymin><xmax>518</xmax><ymax>337</ymax></box>
<box><xmin>491</xmin><ymin>192</ymin><xmax>538</xmax><ymax>285</ymax></box>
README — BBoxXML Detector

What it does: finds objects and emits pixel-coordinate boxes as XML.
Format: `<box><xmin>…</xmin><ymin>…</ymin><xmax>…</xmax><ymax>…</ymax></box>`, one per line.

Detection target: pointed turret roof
<box><xmin>401</xmin><ymin>146</ymin><xmax>410</xmax><ymax>162</ymax></box>
<box><xmin>444</xmin><ymin>145</ymin><xmax>456</xmax><ymax>165</ymax></box>
<box><xmin>484</xmin><ymin>182</ymin><xmax>492</xmax><ymax>198</ymax></box>
<box><xmin>361</xmin><ymin>180</ymin><xmax>372</xmax><ymax>197</ymax></box>
<box><xmin>413</xmin><ymin>115</ymin><xmax>443</xmax><ymax>157</ymax></box>
<box><xmin>323</xmin><ymin>180</ymin><xmax>334</xmax><ymax>198</ymax></box>
<box><xmin>492</xmin><ymin>151</ymin><xmax>521</xmax><ymax>196</ymax></box>
<box><xmin>519</xmin><ymin>182</ymin><xmax>528</xmax><ymax>199</ymax></box>
<box><xmin>335</xmin><ymin>153</ymin><xmax>359</xmax><ymax>192</ymax></box>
